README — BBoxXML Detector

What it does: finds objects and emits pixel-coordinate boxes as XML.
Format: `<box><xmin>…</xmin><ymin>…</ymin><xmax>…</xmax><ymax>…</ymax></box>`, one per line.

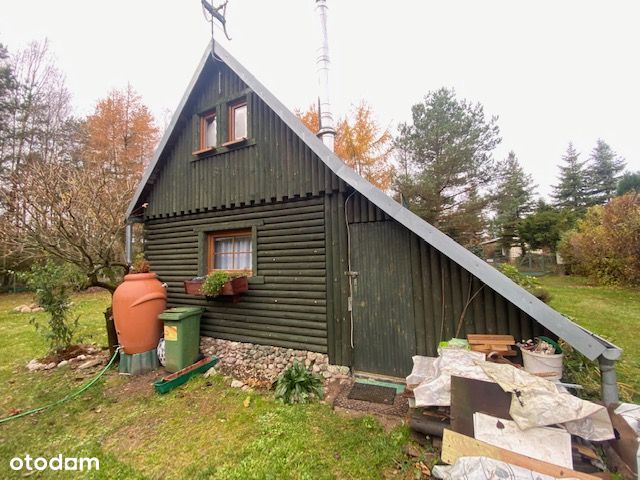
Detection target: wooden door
<box><xmin>351</xmin><ymin>221</ymin><xmax>416</xmax><ymax>377</ymax></box>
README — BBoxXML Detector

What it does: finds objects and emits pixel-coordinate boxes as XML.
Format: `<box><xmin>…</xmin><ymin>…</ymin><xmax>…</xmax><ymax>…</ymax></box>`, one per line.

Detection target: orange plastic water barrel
<box><xmin>113</xmin><ymin>273</ymin><xmax>167</xmax><ymax>354</ymax></box>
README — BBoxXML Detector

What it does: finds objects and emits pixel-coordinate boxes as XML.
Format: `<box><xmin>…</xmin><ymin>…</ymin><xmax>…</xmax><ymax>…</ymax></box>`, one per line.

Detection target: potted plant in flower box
<box><xmin>184</xmin><ymin>271</ymin><xmax>249</xmax><ymax>298</ymax></box>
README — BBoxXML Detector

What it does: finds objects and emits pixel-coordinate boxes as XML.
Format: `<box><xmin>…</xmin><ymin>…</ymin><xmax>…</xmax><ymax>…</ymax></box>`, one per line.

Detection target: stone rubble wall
<box><xmin>200</xmin><ymin>337</ymin><xmax>350</xmax><ymax>383</ymax></box>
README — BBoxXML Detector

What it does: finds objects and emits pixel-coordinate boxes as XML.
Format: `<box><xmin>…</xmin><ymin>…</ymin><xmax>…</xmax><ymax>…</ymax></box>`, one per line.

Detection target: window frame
<box><xmin>207</xmin><ymin>229</ymin><xmax>253</xmax><ymax>275</ymax></box>
<box><xmin>193</xmin><ymin>220</ymin><xmax>263</xmax><ymax>283</ymax></box>
<box><xmin>199</xmin><ymin>111</ymin><xmax>218</xmax><ymax>150</ymax></box>
<box><xmin>228</xmin><ymin>100</ymin><xmax>248</xmax><ymax>142</ymax></box>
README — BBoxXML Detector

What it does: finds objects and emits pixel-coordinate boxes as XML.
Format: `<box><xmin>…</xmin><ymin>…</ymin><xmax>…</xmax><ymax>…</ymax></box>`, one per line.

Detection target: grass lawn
<box><xmin>539</xmin><ymin>275</ymin><xmax>640</xmax><ymax>401</ymax></box>
<box><xmin>0</xmin><ymin>291</ymin><xmax>416</xmax><ymax>479</ymax></box>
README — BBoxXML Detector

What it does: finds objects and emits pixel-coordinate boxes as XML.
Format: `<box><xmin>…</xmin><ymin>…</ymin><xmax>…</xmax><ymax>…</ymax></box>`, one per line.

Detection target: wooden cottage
<box><xmin>126</xmin><ymin>42</ymin><xmax>621</xmax><ymax>399</ymax></box>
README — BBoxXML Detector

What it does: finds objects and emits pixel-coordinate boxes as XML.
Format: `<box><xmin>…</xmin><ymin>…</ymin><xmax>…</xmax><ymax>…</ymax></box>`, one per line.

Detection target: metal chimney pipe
<box><xmin>315</xmin><ymin>0</ymin><xmax>336</xmax><ymax>151</ymax></box>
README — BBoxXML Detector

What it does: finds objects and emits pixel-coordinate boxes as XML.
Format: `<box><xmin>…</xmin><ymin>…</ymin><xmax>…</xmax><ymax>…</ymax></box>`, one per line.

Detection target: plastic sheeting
<box><xmin>410</xmin><ymin>349</ymin><xmax>488</xmax><ymax>407</ymax></box>
<box><xmin>432</xmin><ymin>456</ymin><xmax>569</xmax><ymax>480</ymax></box>
<box><xmin>479</xmin><ymin>361</ymin><xmax>614</xmax><ymax>441</ymax></box>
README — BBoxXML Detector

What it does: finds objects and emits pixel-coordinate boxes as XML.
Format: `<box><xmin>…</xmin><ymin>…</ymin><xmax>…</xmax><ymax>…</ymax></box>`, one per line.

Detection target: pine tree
<box><xmin>552</xmin><ymin>143</ymin><xmax>588</xmax><ymax>215</ymax></box>
<box><xmin>393</xmin><ymin>88</ymin><xmax>501</xmax><ymax>245</ymax></box>
<box><xmin>494</xmin><ymin>151</ymin><xmax>536</xmax><ymax>251</ymax></box>
<box><xmin>585</xmin><ymin>139</ymin><xmax>626</xmax><ymax>205</ymax></box>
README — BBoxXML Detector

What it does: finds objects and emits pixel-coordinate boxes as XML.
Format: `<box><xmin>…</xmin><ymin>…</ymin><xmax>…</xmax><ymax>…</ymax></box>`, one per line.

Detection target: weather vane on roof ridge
<box><xmin>201</xmin><ymin>0</ymin><xmax>231</xmax><ymax>59</ymax></box>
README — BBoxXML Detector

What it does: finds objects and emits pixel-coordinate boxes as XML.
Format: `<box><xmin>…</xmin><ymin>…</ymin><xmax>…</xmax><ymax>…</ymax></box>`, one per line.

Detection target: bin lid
<box><xmin>158</xmin><ymin>306</ymin><xmax>204</xmax><ymax>321</ymax></box>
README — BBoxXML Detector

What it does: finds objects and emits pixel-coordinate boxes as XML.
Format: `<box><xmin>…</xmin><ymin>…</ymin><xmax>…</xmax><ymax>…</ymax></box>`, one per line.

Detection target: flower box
<box><xmin>183</xmin><ymin>278</ymin><xmax>204</xmax><ymax>295</ymax></box>
<box><xmin>184</xmin><ymin>275</ymin><xmax>249</xmax><ymax>298</ymax></box>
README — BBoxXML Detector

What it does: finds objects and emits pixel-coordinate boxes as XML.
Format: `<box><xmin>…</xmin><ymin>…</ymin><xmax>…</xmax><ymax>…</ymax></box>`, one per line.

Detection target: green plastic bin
<box><xmin>159</xmin><ymin>307</ymin><xmax>204</xmax><ymax>373</ymax></box>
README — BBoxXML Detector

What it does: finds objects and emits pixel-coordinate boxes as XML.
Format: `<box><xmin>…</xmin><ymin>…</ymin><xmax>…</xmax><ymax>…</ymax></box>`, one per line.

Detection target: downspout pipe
<box><xmin>315</xmin><ymin>0</ymin><xmax>336</xmax><ymax>151</ymax></box>
<box><xmin>599</xmin><ymin>349</ymin><xmax>621</xmax><ymax>405</ymax></box>
<box><xmin>125</xmin><ymin>223</ymin><xmax>133</xmax><ymax>265</ymax></box>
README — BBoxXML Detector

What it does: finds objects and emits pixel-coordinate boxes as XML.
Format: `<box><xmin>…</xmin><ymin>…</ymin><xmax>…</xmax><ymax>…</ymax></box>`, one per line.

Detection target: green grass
<box><xmin>539</xmin><ymin>275</ymin><xmax>640</xmax><ymax>401</ymax></box>
<box><xmin>0</xmin><ymin>291</ymin><xmax>412</xmax><ymax>479</ymax></box>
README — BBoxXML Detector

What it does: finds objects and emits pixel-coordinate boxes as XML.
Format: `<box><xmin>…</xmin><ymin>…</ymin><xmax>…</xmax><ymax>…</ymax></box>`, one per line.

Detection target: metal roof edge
<box><xmin>129</xmin><ymin>41</ymin><xmax>621</xmax><ymax>361</ymax></box>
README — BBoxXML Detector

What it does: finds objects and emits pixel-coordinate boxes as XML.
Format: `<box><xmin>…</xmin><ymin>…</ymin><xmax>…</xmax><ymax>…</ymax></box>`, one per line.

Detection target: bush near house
<box><xmin>559</xmin><ymin>193</ymin><xmax>640</xmax><ymax>286</ymax></box>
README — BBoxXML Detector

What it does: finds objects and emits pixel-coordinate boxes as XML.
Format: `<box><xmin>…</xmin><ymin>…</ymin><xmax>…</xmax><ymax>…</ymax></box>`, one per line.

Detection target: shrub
<box><xmin>273</xmin><ymin>361</ymin><xmax>324</xmax><ymax>404</ymax></box>
<box><xmin>497</xmin><ymin>263</ymin><xmax>551</xmax><ymax>303</ymax></box>
<box><xmin>23</xmin><ymin>260</ymin><xmax>79</xmax><ymax>352</ymax></box>
<box><xmin>559</xmin><ymin>193</ymin><xmax>640</xmax><ymax>286</ymax></box>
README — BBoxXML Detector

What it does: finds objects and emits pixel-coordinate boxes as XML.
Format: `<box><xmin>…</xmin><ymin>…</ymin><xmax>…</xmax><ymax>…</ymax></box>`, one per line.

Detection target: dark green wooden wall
<box><xmin>145</xmin><ymin>198</ymin><xmax>328</xmax><ymax>352</ymax></box>
<box><xmin>143</xmin><ymin>60</ymin><xmax>344</xmax><ymax>219</ymax></box>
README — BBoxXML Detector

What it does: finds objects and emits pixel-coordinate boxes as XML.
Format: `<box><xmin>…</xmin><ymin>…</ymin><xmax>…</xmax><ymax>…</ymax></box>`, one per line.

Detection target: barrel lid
<box><xmin>159</xmin><ymin>307</ymin><xmax>204</xmax><ymax>321</ymax></box>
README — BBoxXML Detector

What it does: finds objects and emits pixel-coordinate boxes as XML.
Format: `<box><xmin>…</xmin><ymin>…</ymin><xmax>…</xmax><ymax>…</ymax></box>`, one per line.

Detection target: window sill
<box><xmin>191</xmin><ymin>138</ymin><xmax>255</xmax><ymax>161</ymax></box>
<box><xmin>192</xmin><ymin>146</ymin><xmax>216</xmax><ymax>156</ymax></box>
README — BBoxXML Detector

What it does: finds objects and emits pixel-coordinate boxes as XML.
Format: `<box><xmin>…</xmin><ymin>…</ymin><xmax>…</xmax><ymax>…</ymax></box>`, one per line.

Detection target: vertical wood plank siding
<box><xmin>340</xmin><ymin>193</ymin><xmax>544</xmax><ymax>362</ymax></box>
<box><xmin>145</xmin><ymin>198</ymin><xmax>328</xmax><ymax>352</ymax></box>
<box><xmin>144</xmin><ymin>61</ymin><xmax>343</xmax><ymax>218</ymax></box>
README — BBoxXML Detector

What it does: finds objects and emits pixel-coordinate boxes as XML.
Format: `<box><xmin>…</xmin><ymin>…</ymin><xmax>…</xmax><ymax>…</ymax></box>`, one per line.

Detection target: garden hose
<box><xmin>0</xmin><ymin>347</ymin><xmax>121</xmax><ymax>425</ymax></box>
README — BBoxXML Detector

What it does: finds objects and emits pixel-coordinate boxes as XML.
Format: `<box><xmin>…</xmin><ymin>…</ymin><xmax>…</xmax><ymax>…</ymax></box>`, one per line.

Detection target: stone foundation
<box><xmin>200</xmin><ymin>337</ymin><xmax>350</xmax><ymax>383</ymax></box>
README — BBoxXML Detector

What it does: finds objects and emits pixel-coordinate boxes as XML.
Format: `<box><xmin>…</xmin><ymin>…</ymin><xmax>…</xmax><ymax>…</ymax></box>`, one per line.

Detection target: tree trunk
<box><xmin>104</xmin><ymin>306</ymin><xmax>119</xmax><ymax>358</ymax></box>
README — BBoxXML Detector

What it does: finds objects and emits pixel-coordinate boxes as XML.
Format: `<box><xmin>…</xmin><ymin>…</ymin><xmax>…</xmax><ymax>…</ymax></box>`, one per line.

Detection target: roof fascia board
<box><xmin>126</xmin><ymin>44</ymin><xmax>213</xmax><ymax>218</ymax></box>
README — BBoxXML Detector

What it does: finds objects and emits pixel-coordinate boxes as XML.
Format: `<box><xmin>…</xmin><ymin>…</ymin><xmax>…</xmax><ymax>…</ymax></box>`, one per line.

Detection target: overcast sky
<box><xmin>1</xmin><ymin>1</ymin><xmax>639</xmax><ymax>198</ymax></box>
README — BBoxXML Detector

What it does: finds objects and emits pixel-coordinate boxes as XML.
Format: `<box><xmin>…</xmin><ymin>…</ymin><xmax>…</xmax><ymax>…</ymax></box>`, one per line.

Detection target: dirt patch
<box><xmin>105</xmin><ymin>371</ymin><xmax>160</xmax><ymax>401</ymax></box>
<box><xmin>39</xmin><ymin>344</ymin><xmax>101</xmax><ymax>364</ymax></box>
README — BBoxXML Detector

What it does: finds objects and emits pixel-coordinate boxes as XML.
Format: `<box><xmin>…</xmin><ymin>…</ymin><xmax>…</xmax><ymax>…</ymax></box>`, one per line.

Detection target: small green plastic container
<box><xmin>159</xmin><ymin>307</ymin><xmax>204</xmax><ymax>373</ymax></box>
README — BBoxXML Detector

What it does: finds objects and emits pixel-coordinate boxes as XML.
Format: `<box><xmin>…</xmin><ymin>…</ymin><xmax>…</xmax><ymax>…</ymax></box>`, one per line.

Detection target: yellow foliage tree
<box><xmin>295</xmin><ymin>101</ymin><xmax>394</xmax><ymax>190</ymax></box>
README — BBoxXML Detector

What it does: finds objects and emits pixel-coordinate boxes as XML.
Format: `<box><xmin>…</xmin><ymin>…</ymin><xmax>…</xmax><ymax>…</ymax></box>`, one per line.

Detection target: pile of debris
<box><xmin>26</xmin><ymin>345</ymin><xmax>108</xmax><ymax>372</ymax></box>
<box><xmin>13</xmin><ymin>303</ymin><xmax>44</xmax><ymax>313</ymax></box>
<box><xmin>404</xmin><ymin>335</ymin><xmax>639</xmax><ymax>479</ymax></box>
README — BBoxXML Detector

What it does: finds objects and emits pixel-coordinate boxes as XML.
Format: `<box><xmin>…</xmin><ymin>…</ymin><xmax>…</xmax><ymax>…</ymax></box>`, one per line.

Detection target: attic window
<box><xmin>228</xmin><ymin>101</ymin><xmax>247</xmax><ymax>142</ymax></box>
<box><xmin>200</xmin><ymin>112</ymin><xmax>217</xmax><ymax>150</ymax></box>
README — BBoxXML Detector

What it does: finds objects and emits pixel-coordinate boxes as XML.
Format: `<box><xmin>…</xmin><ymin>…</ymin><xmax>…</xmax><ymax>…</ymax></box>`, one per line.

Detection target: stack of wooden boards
<box><xmin>468</xmin><ymin>334</ymin><xmax>517</xmax><ymax>356</ymax></box>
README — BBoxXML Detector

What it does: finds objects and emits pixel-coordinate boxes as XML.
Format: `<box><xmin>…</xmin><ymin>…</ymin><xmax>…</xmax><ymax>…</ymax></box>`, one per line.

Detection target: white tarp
<box><xmin>615</xmin><ymin>403</ymin><xmax>640</xmax><ymax>434</ymax></box>
<box><xmin>410</xmin><ymin>349</ymin><xmax>488</xmax><ymax>407</ymax></box>
<box><xmin>479</xmin><ymin>361</ymin><xmax>614</xmax><ymax>441</ymax></box>
<box><xmin>473</xmin><ymin>412</ymin><xmax>573</xmax><ymax>469</ymax></box>
<box><xmin>432</xmin><ymin>456</ymin><xmax>577</xmax><ymax>480</ymax></box>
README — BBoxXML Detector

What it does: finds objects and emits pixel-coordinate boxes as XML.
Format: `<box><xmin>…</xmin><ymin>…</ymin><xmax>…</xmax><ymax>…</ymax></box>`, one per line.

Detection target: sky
<box><xmin>1</xmin><ymin>0</ymin><xmax>639</xmax><ymax>198</ymax></box>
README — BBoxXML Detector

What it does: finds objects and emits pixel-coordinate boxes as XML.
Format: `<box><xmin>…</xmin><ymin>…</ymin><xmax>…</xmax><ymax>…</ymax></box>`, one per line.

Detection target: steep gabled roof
<box><xmin>128</xmin><ymin>41</ymin><xmax>621</xmax><ymax>362</ymax></box>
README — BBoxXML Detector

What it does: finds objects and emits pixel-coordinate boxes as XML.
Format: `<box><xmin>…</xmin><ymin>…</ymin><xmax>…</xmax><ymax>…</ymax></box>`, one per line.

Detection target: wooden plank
<box><xmin>467</xmin><ymin>334</ymin><xmax>515</xmax><ymax>345</ymax></box>
<box><xmin>442</xmin><ymin>430</ymin><xmax>601</xmax><ymax>480</ymax></box>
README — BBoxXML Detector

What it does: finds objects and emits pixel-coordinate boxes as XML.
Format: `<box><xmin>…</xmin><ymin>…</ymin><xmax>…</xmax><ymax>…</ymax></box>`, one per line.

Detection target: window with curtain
<box><xmin>207</xmin><ymin>230</ymin><xmax>252</xmax><ymax>274</ymax></box>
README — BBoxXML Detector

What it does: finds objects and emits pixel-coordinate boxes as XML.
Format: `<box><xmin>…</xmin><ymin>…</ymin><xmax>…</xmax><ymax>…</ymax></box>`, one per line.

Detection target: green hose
<box><xmin>0</xmin><ymin>347</ymin><xmax>120</xmax><ymax>425</ymax></box>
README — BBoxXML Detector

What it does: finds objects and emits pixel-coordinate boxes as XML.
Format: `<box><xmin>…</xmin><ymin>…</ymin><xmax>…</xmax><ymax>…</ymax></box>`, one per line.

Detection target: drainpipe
<box><xmin>125</xmin><ymin>223</ymin><xmax>133</xmax><ymax>265</ymax></box>
<box><xmin>315</xmin><ymin>0</ymin><xmax>336</xmax><ymax>151</ymax></box>
<box><xmin>599</xmin><ymin>349</ymin><xmax>620</xmax><ymax>405</ymax></box>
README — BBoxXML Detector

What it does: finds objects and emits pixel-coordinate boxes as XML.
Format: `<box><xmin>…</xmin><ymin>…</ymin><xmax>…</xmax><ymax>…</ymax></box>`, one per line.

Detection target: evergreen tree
<box><xmin>518</xmin><ymin>200</ymin><xmax>575</xmax><ymax>252</ymax></box>
<box><xmin>552</xmin><ymin>143</ymin><xmax>588</xmax><ymax>214</ymax></box>
<box><xmin>494</xmin><ymin>151</ymin><xmax>536</xmax><ymax>252</ymax></box>
<box><xmin>585</xmin><ymin>139</ymin><xmax>626</xmax><ymax>205</ymax></box>
<box><xmin>617</xmin><ymin>171</ymin><xmax>640</xmax><ymax>196</ymax></box>
<box><xmin>394</xmin><ymin>88</ymin><xmax>501</xmax><ymax>245</ymax></box>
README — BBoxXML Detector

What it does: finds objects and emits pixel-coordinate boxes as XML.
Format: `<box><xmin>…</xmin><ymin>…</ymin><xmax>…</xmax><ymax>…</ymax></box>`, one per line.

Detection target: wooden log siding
<box><xmin>144</xmin><ymin>198</ymin><xmax>329</xmax><ymax>352</ymax></box>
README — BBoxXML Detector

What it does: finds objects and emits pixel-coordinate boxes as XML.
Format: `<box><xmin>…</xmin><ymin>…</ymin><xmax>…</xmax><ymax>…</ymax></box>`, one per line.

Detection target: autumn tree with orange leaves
<box><xmin>296</xmin><ymin>102</ymin><xmax>394</xmax><ymax>190</ymax></box>
<box><xmin>83</xmin><ymin>85</ymin><xmax>158</xmax><ymax>179</ymax></box>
